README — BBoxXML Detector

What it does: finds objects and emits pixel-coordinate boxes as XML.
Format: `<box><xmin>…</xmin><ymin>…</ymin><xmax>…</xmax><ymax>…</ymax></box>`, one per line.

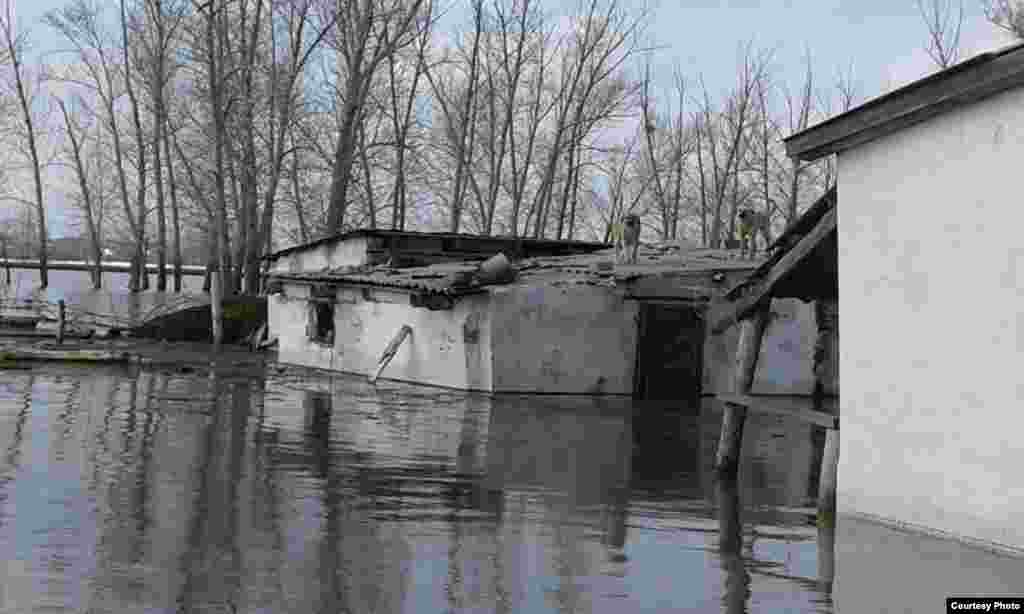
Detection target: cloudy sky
<box><xmin>6</xmin><ymin>0</ymin><xmax>1019</xmax><ymax>236</ymax></box>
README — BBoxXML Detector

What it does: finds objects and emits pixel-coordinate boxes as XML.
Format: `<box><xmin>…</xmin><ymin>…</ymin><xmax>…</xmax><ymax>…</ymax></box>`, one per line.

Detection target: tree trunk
<box><xmin>3</xmin><ymin>25</ymin><xmax>48</xmax><ymax>288</ymax></box>
<box><xmin>163</xmin><ymin>116</ymin><xmax>184</xmax><ymax>292</ymax></box>
<box><xmin>153</xmin><ymin>98</ymin><xmax>168</xmax><ymax>291</ymax></box>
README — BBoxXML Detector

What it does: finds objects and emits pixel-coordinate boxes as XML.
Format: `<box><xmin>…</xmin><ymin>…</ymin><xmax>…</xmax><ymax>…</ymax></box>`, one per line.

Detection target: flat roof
<box><xmin>785</xmin><ymin>41</ymin><xmax>1024</xmax><ymax>162</ymax></box>
<box><xmin>269</xmin><ymin>246</ymin><xmax>762</xmax><ymax>297</ymax></box>
<box><xmin>262</xmin><ymin>229</ymin><xmax>610</xmax><ymax>261</ymax></box>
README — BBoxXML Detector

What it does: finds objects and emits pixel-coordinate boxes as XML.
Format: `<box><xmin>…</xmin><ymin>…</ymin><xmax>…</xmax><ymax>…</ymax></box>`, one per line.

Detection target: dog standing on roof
<box><xmin>737</xmin><ymin>208</ymin><xmax>772</xmax><ymax>259</ymax></box>
<box><xmin>611</xmin><ymin>213</ymin><xmax>641</xmax><ymax>264</ymax></box>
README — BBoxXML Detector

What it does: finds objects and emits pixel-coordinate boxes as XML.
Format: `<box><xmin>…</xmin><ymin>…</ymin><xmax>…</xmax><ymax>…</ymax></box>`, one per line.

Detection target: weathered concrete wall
<box><xmin>837</xmin><ymin>84</ymin><xmax>1024</xmax><ymax>550</ymax></box>
<box><xmin>271</xmin><ymin>237</ymin><xmax>370</xmax><ymax>273</ymax></box>
<box><xmin>488</xmin><ymin>283</ymin><xmax>639</xmax><ymax>395</ymax></box>
<box><xmin>703</xmin><ymin>298</ymin><xmax>817</xmax><ymax>395</ymax></box>
<box><xmin>270</xmin><ymin>283</ymin><xmax>494</xmax><ymax>391</ymax></box>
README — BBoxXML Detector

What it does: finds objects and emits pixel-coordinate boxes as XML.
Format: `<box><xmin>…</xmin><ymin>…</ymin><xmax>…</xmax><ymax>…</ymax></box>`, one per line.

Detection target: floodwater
<box><xmin>3</xmin><ymin>268</ymin><xmax>1023</xmax><ymax>612</ymax></box>
<box><xmin>0</xmin><ymin>268</ymin><xmax>205</xmax><ymax>303</ymax></box>
<box><xmin>0</xmin><ymin>361</ymin><xmax>843</xmax><ymax>614</ymax></box>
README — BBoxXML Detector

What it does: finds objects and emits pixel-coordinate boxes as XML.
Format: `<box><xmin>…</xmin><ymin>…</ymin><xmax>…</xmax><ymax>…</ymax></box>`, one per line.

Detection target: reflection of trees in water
<box><xmin>0</xmin><ymin>374</ymin><xmax>34</xmax><ymax>531</ymax></box>
<box><xmin>249</xmin><ymin>374</ymin><xmax>287</xmax><ymax>609</ymax></box>
<box><xmin>175</xmin><ymin>371</ymin><xmax>246</xmax><ymax>613</ymax></box>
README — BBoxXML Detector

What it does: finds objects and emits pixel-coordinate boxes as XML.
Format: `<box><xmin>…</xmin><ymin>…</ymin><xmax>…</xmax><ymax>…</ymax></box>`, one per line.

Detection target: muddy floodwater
<box><xmin>0</xmin><ymin>362</ymin><xmax>1020</xmax><ymax>613</ymax></box>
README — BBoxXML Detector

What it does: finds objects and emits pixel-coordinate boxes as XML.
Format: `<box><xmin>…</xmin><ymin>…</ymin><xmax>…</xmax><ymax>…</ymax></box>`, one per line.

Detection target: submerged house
<box><xmin>774</xmin><ymin>41</ymin><xmax>1024</xmax><ymax>553</ymax></box>
<box><xmin>263</xmin><ymin>228</ymin><xmax>821</xmax><ymax>398</ymax></box>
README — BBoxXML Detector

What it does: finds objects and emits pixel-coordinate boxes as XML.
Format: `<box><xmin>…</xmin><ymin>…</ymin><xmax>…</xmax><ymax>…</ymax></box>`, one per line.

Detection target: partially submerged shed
<box><xmin>264</xmin><ymin>229</ymin><xmax>792</xmax><ymax>398</ymax></box>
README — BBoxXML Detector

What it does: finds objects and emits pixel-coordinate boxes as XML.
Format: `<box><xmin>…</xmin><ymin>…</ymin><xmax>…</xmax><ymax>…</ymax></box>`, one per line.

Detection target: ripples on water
<box><xmin>0</xmin><ymin>364</ymin><xmax>835</xmax><ymax>613</ymax></box>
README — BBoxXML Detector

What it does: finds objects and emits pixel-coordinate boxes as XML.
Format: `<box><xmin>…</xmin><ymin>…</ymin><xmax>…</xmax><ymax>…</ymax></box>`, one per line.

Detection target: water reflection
<box><xmin>0</xmin><ymin>365</ymin><xmax>847</xmax><ymax>613</ymax></box>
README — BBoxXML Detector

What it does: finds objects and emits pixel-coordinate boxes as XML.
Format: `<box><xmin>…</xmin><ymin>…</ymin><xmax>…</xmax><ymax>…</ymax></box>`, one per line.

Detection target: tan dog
<box><xmin>613</xmin><ymin>214</ymin><xmax>641</xmax><ymax>264</ymax></box>
<box><xmin>738</xmin><ymin>209</ymin><xmax>772</xmax><ymax>259</ymax></box>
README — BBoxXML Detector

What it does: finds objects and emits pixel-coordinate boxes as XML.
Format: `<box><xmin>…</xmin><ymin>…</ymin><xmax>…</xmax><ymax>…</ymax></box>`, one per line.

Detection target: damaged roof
<box><xmin>269</xmin><ymin>243</ymin><xmax>763</xmax><ymax>300</ymax></box>
<box><xmin>263</xmin><ymin>228</ymin><xmax>610</xmax><ymax>261</ymax></box>
<box><xmin>708</xmin><ymin>188</ymin><xmax>837</xmax><ymax>333</ymax></box>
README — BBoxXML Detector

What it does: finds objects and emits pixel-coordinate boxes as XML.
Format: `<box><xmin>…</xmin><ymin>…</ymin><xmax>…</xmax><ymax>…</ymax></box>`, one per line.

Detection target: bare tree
<box><xmin>1</xmin><ymin>0</ymin><xmax>49</xmax><ymax>288</ymax></box>
<box><xmin>693</xmin><ymin>42</ymin><xmax>771</xmax><ymax>248</ymax></box>
<box><xmin>134</xmin><ymin>0</ymin><xmax>187</xmax><ymax>291</ymax></box>
<box><xmin>781</xmin><ymin>49</ymin><xmax>814</xmax><ymax>225</ymax></box>
<box><xmin>918</xmin><ymin>0</ymin><xmax>964</xmax><ymax>69</ymax></box>
<box><xmin>190</xmin><ymin>0</ymin><xmax>231</xmax><ymax>349</ymax></box>
<box><xmin>983</xmin><ymin>0</ymin><xmax>1024</xmax><ymax>38</ymax></box>
<box><xmin>46</xmin><ymin>0</ymin><xmax>146</xmax><ymax>291</ymax></box>
<box><xmin>323</xmin><ymin>0</ymin><xmax>429</xmax><ymax>234</ymax></box>
<box><xmin>57</xmin><ymin>96</ymin><xmax>105</xmax><ymax>288</ymax></box>
<box><xmin>529</xmin><ymin>0</ymin><xmax>650</xmax><ymax>239</ymax></box>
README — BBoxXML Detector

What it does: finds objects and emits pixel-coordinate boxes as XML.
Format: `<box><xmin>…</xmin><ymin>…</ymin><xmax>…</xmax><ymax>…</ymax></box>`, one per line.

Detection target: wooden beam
<box><xmin>715</xmin><ymin>307</ymin><xmax>770</xmax><ymax>479</ymax></box>
<box><xmin>709</xmin><ymin>207</ymin><xmax>837</xmax><ymax>335</ymax></box>
<box><xmin>716</xmin><ymin>393</ymin><xmax>839</xmax><ymax>429</ymax></box>
<box><xmin>785</xmin><ymin>44</ymin><xmax>1024</xmax><ymax>162</ymax></box>
<box><xmin>369</xmin><ymin>325</ymin><xmax>413</xmax><ymax>384</ymax></box>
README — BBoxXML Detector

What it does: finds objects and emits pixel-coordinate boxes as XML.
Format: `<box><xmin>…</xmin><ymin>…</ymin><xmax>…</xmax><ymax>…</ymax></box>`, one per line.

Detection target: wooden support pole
<box><xmin>814</xmin><ymin>298</ymin><xmax>840</xmax><ymax>528</ymax></box>
<box><xmin>817</xmin><ymin>523</ymin><xmax>836</xmax><ymax>593</ymax></box>
<box><xmin>57</xmin><ymin>300</ymin><xmax>66</xmax><ymax>345</ymax></box>
<box><xmin>369</xmin><ymin>325</ymin><xmax>412</xmax><ymax>384</ymax></box>
<box><xmin>715</xmin><ymin>303</ymin><xmax>770</xmax><ymax>479</ymax></box>
<box><xmin>817</xmin><ymin>427</ymin><xmax>840</xmax><ymax>529</ymax></box>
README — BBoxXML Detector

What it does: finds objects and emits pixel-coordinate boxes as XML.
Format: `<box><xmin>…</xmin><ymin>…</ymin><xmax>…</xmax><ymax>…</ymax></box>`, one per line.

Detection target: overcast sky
<box><xmin>7</xmin><ymin>0</ymin><xmax>1019</xmax><ymax>237</ymax></box>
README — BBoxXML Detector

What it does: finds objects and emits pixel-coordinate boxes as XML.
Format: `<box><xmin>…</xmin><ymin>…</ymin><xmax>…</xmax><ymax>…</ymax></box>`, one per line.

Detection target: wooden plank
<box><xmin>785</xmin><ymin>44</ymin><xmax>1024</xmax><ymax>161</ymax></box>
<box><xmin>709</xmin><ymin>207</ymin><xmax>837</xmax><ymax>334</ymax></box>
<box><xmin>369</xmin><ymin>325</ymin><xmax>413</xmax><ymax>384</ymax></box>
<box><xmin>716</xmin><ymin>393</ymin><xmax>839</xmax><ymax>429</ymax></box>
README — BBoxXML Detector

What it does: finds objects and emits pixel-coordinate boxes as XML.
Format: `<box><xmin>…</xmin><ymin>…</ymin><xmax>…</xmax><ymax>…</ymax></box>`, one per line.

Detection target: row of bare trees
<box><xmin>5</xmin><ymin>0</ymin><xmax>1011</xmax><ymax>306</ymax></box>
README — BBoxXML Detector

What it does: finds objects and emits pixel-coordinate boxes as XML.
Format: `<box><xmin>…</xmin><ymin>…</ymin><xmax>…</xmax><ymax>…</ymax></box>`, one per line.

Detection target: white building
<box><xmin>785</xmin><ymin>41</ymin><xmax>1024</xmax><ymax>553</ymax></box>
<box><xmin>263</xmin><ymin>229</ymin><xmax>818</xmax><ymax>398</ymax></box>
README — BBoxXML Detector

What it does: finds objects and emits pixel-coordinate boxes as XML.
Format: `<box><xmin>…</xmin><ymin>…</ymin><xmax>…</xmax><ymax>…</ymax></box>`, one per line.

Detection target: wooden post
<box><xmin>210</xmin><ymin>263</ymin><xmax>223</xmax><ymax>351</ymax></box>
<box><xmin>369</xmin><ymin>325</ymin><xmax>412</xmax><ymax>384</ymax></box>
<box><xmin>57</xmin><ymin>300</ymin><xmax>66</xmax><ymax>345</ymax></box>
<box><xmin>715</xmin><ymin>304</ymin><xmax>770</xmax><ymax>479</ymax></box>
<box><xmin>814</xmin><ymin>298</ymin><xmax>840</xmax><ymax>528</ymax></box>
<box><xmin>718</xmin><ymin>474</ymin><xmax>750</xmax><ymax>614</ymax></box>
<box><xmin>818</xmin><ymin>427</ymin><xmax>840</xmax><ymax>528</ymax></box>
<box><xmin>817</xmin><ymin>524</ymin><xmax>836</xmax><ymax>593</ymax></box>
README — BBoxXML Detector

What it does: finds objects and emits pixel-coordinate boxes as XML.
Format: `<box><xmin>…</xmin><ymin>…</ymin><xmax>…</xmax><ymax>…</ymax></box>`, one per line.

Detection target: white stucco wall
<box><xmin>838</xmin><ymin>85</ymin><xmax>1024</xmax><ymax>550</ymax></box>
<box><xmin>271</xmin><ymin>285</ymin><xmax>494</xmax><ymax>391</ymax></box>
<box><xmin>270</xmin><ymin>237</ymin><xmax>370</xmax><ymax>273</ymax></box>
<box><xmin>269</xmin><ymin>280</ymin><xmax>819</xmax><ymax>397</ymax></box>
<box><xmin>488</xmin><ymin>283</ymin><xmax>639</xmax><ymax>395</ymax></box>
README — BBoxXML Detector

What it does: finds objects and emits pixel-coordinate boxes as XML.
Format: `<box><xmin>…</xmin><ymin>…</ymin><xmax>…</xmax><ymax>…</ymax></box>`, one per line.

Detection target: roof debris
<box><xmin>268</xmin><ymin>243</ymin><xmax>763</xmax><ymax>298</ymax></box>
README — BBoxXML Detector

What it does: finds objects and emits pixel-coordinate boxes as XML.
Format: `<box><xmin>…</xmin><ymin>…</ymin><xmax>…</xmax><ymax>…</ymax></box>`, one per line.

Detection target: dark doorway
<box><xmin>633</xmin><ymin>303</ymin><xmax>705</xmax><ymax>401</ymax></box>
<box><xmin>308</xmin><ymin>301</ymin><xmax>335</xmax><ymax>345</ymax></box>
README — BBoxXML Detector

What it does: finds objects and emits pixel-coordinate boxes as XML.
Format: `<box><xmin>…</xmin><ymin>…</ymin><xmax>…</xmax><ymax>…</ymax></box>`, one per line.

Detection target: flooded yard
<box><xmin>0</xmin><ymin>361</ymin><xmax>1019</xmax><ymax>613</ymax></box>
